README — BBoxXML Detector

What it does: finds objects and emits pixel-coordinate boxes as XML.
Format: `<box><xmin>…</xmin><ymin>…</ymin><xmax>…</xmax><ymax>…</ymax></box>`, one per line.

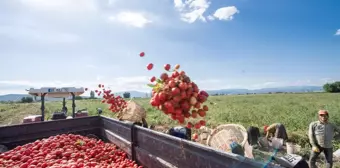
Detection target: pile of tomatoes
<box><xmin>0</xmin><ymin>134</ymin><xmax>142</xmax><ymax>168</ymax></box>
<box><xmin>146</xmin><ymin>62</ymin><xmax>209</xmax><ymax>129</ymax></box>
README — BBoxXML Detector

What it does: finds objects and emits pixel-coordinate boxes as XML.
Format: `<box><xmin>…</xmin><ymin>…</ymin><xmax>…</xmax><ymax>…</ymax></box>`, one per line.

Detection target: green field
<box><xmin>1</xmin><ymin>92</ymin><xmax>340</xmax><ymax>148</ymax></box>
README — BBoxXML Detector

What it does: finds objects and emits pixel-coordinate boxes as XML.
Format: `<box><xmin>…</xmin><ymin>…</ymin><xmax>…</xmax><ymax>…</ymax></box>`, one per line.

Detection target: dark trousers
<box><xmin>309</xmin><ymin>147</ymin><xmax>333</xmax><ymax>168</ymax></box>
<box><xmin>247</xmin><ymin>126</ymin><xmax>260</xmax><ymax>145</ymax></box>
<box><xmin>275</xmin><ymin>124</ymin><xmax>288</xmax><ymax>141</ymax></box>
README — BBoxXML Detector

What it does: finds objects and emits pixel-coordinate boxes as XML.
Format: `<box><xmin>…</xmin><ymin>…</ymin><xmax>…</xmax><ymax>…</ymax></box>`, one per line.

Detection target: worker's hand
<box><xmin>312</xmin><ymin>146</ymin><xmax>320</xmax><ymax>153</ymax></box>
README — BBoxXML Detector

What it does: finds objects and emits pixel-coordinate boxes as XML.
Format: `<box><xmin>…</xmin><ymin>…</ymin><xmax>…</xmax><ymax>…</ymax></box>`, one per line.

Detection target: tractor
<box><xmin>23</xmin><ymin>87</ymin><xmax>89</xmax><ymax>123</ymax></box>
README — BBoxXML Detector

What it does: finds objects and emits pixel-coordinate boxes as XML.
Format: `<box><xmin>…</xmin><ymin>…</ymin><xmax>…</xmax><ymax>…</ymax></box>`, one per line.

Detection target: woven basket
<box><xmin>117</xmin><ymin>100</ymin><xmax>146</xmax><ymax>123</ymax></box>
<box><xmin>206</xmin><ymin>124</ymin><xmax>248</xmax><ymax>152</ymax></box>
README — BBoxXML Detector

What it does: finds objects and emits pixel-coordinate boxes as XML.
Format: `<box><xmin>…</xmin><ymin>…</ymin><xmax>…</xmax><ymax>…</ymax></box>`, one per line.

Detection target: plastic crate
<box><xmin>75</xmin><ymin>111</ymin><xmax>88</xmax><ymax>118</ymax></box>
<box><xmin>22</xmin><ymin>115</ymin><xmax>42</xmax><ymax>124</ymax></box>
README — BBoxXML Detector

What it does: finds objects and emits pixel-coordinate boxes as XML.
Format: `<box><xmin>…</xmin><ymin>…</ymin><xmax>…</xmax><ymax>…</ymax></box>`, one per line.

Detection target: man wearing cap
<box><xmin>309</xmin><ymin>110</ymin><xmax>340</xmax><ymax>168</ymax></box>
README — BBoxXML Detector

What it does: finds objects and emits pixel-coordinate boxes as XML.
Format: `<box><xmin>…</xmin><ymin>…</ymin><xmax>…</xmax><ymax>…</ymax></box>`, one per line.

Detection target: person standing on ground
<box><xmin>309</xmin><ymin>110</ymin><xmax>340</xmax><ymax>168</ymax></box>
<box><xmin>264</xmin><ymin>123</ymin><xmax>288</xmax><ymax>141</ymax></box>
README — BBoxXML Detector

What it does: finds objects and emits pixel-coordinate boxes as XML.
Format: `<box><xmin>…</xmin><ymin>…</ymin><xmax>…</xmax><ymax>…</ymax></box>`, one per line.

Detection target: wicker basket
<box><xmin>117</xmin><ymin>100</ymin><xmax>146</xmax><ymax>123</ymax></box>
<box><xmin>206</xmin><ymin>124</ymin><xmax>248</xmax><ymax>153</ymax></box>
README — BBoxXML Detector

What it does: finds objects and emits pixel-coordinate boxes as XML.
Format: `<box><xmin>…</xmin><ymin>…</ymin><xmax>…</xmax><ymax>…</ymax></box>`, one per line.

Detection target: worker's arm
<box><xmin>332</xmin><ymin>123</ymin><xmax>340</xmax><ymax>133</ymax></box>
<box><xmin>265</xmin><ymin>131</ymin><xmax>270</xmax><ymax>139</ymax></box>
<box><xmin>265</xmin><ymin>124</ymin><xmax>276</xmax><ymax>139</ymax></box>
<box><xmin>308</xmin><ymin>122</ymin><xmax>317</xmax><ymax>147</ymax></box>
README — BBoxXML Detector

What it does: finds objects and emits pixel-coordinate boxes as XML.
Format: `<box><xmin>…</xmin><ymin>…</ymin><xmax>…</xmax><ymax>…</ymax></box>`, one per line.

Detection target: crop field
<box><xmin>1</xmin><ymin>92</ymin><xmax>340</xmax><ymax>147</ymax></box>
<box><xmin>2</xmin><ymin>92</ymin><xmax>340</xmax><ymax>166</ymax></box>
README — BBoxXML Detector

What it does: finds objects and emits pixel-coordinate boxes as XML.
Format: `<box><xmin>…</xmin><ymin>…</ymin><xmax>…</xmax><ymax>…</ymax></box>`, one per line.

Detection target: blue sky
<box><xmin>0</xmin><ymin>0</ymin><xmax>339</xmax><ymax>95</ymax></box>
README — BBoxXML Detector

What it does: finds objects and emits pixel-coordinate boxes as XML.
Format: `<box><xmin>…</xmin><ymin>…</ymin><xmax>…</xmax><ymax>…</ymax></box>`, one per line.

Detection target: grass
<box><xmin>1</xmin><ymin>92</ymin><xmax>340</xmax><ymax>148</ymax></box>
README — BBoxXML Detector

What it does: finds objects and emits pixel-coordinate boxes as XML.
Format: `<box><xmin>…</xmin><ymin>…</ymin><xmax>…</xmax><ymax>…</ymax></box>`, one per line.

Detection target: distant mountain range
<box><xmin>206</xmin><ymin>86</ymin><xmax>323</xmax><ymax>95</ymax></box>
<box><xmin>0</xmin><ymin>86</ymin><xmax>323</xmax><ymax>102</ymax></box>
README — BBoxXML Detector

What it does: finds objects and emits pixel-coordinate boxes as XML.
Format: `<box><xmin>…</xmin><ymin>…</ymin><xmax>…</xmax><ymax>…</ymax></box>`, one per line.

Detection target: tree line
<box><xmin>88</xmin><ymin>91</ymin><xmax>131</xmax><ymax>99</ymax></box>
<box><xmin>323</xmin><ymin>81</ymin><xmax>340</xmax><ymax>93</ymax></box>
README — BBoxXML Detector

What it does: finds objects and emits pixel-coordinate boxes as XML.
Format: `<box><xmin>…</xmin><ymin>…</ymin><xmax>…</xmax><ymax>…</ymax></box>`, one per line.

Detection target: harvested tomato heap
<box><xmin>147</xmin><ymin>63</ymin><xmax>209</xmax><ymax>129</ymax></box>
<box><xmin>0</xmin><ymin>134</ymin><xmax>142</xmax><ymax>168</ymax></box>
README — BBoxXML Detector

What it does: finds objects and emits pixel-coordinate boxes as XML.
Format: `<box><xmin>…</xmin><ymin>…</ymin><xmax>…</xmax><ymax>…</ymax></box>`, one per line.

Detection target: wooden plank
<box><xmin>101</xmin><ymin>116</ymin><xmax>132</xmax><ymax>141</ymax></box>
<box><xmin>101</xmin><ymin>129</ymin><xmax>132</xmax><ymax>157</ymax></box>
<box><xmin>135</xmin><ymin>147</ymin><xmax>177</xmax><ymax>168</ymax></box>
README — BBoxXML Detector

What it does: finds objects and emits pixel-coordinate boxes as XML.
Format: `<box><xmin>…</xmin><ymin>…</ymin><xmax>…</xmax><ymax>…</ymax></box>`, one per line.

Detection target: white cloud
<box><xmin>19</xmin><ymin>0</ymin><xmax>98</xmax><ymax>13</ymax></box>
<box><xmin>0</xmin><ymin>25</ymin><xmax>80</xmax><ymax>44</ymax></box>
<box><xmin>85</xmin><ymin>64</ymin><xmax>97</xmax><ymax>69</ymax></box>
<box><xmin>173</xmin><ymin>0</ymin><xmax>211</xmax><ymax>23</ymax></box>
<box><xmin>210</xmin><ymin>6</ymin><xmax>239</xmax><ymax>21</ymax></box>
<box><xmin>108</xmin><ymin>0</ymin><xmax>116</xmax><ymax>6</ymax></box>
<box><xmin>320</xmin><ymin>78</ymin><xmax>334</xmax><ymax>83</ymax></box>
<box><xmin>335</xmin><ymin>29</ymin><xmax>340</xmax><ymax>36</ymax></box>
<box><xmin>0</xmin><ymin>80</ymin><xmax>35</xmax><ymax>86</ymax></box>
<box><xmin>207</xmin><ymin>15</ymin><xmax>215</xmax><ymax>21</ymax></box>
<box><xmin>108</xmin><ymin>12</ymin><xmax>152</xmax><ymax>28</ymax></box>
<box><xmin>96</xmin><ymin>76</ymin><xmax>105</xmax><ymax>81</ymax></box>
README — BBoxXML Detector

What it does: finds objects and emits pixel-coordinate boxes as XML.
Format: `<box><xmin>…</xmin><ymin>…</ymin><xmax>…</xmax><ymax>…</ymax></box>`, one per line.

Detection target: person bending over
<box><xmin>264</xmin><ymin>123</ymin><xmax>288</xmax><ymax>141</ymax></box>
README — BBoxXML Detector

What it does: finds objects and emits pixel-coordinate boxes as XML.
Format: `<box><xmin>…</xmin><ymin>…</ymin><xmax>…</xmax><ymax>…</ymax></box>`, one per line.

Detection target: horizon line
<box><xmin>0</xmin><ymin>85</ymin><xmax>323</xmax><ymax>96</ymax></box>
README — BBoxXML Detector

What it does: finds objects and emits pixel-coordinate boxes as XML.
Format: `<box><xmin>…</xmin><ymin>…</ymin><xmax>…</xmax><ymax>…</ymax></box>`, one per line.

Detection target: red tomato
<box><xmin>199</xmin><ymin>120</ymin><xmax>206</xmax><ymax>126</ymax></box>
<box><xmin>187</xmin><ymin>122</ymin><xmax>193</xmax><ymax>129</ymax></box>
<box><xmin>147</xmin><ymin>63</ymin><xmax>153</xmax><ymax>70</ymax></box>
<box><xmin>164</xmin><ymin>64</ymin><xmax>171</xmax><ymax>71</ymax></box>
<box><xmin>203</xmin><ymin>105</ymin><xmax>209</xmax><ymax>111</ymax></box>
<box><xmin>150</xmin><ymin>76</ymin><xmax>156</xmax><ymax>82</ymax></box>
<box><xmin>192</xmin><ymin>133</ymin><xmax>198</xmax><ymax>140</ymax></box>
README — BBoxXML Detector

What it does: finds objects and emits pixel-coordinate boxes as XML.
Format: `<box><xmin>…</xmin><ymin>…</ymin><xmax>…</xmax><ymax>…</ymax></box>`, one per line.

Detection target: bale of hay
<box><xmin>117</xmin><ymin>100</ymin><xmax>146</xmax><ymax>123</ymax></box>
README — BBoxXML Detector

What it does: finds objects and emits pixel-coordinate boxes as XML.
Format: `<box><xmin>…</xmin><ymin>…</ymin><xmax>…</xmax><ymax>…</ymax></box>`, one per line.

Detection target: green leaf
<box><xmin>75</xmin><ymin>140</ymin><xmax>85</xmax><ymax>146</ymax></box>
<box><xmin>156</xmin><ymin>79</ymin><xmax>163</xmax><ymax>83</ymax></box>
<box><xmin>147</xmin><ymin>84</ymin><xmax>155</xmax><ymax>88</ymax></box>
